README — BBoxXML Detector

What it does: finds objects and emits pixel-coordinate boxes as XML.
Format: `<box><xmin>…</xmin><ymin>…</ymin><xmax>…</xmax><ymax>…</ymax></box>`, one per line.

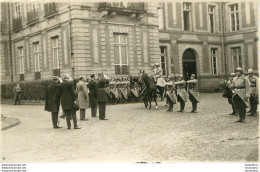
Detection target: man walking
<box><xmin>247</xmin><ymin>68</ymin><xmax>259</xmax><ymax>117</ymax></box>
<box><xmin>175</xmin><ymin>75</ymin><xmax>187</xmax><ymax>112</ymax></box>
<box><xmin>232</xmin><ymin>67</ymin><xmax>250</xmax><ymax>123</ymax></box>
<box><xmin>45</xmin><ymin>76</ymin><xmax>62</xmax><ymax>129</ymax></box>
<box><xmin>187</xmin><ymin>74</ymin><xmax>199</xmax><ymax>113</ymax></box>
<box><xmin>88</xmin><ymin>74</ymin><xmax>98</xmax><ymax>117</ymax></box>
<box><xmin>97</xmin><ymin>73</ymin><xmax>109</xmax><ymax>120</ymax></box>
<box><xmin>59</xmin><ymin>74</ymin><xmax>81</xmax><ymax>129</ymax></box>
<box><xmin>76</xmin><ymin>76</ymin><xmax>89</xmax><ymax>120</ymax></box>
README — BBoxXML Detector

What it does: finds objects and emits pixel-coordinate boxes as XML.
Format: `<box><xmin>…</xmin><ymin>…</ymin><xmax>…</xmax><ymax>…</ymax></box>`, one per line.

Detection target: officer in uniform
<box><xmin>165</xmin><ymin>77</ymin><xmax>176</xmax><ymax>112</ymax></box>
<box><xmin>97</xmin><ymin>73</ymin><xmax>109</xmax><ymax>120</ymax></box>
<box><xmin>232</xmin><ymin>67</ymin><xmax>250</xmax><ymax>123</ymax></box>
<box><xmin>187</xmin><ymin>74</ymin><xmax>199</xmax><ymax>113</ymax></box>
<box><xmin>225</xmin><ymin>73</ymin><xmax>237</xmax><ymax>115</ymax></box>
<box><xmin>247</xmin><ymin>68</ymin><xmax>259</xmax><ymax>117</ymax></box>
<box><xmin>13</xmin><ymin>84</ymin><xmax>22</xmax><ymax>105</ymax></box>
<box><xmin>175</xmin><ymin>75</ymin><xmax>187</xmax><ymax>112</ymax></box>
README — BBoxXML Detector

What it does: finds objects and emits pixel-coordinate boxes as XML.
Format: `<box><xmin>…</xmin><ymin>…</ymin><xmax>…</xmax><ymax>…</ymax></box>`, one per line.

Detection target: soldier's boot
<box><xmin>66</xmin><ymin>114</ymin><xmax>71</xmax><ymax>129</ymax></box>
<box><xmin>72</xmin><ymin>113</ymin><xmax>80</xmax><ymax>129</ymax></box>
<box><xmin>235</xmin><ymin>108</ymin><xmax>243</xmax><ymax>122</ymax></box>
<box><xmin>52</xmin><ymin>113</ymin><xmax>56</xmax><ymax>128</ymax></box>
<box><xmin>178</xmin><ymin>102</ymin><xmax>185</xmax><ymax>112</ymax></box>
<box><xmin>254</xmin><ymin>103</ymin><xmax>258</xmax><ymax>117</ymax></box>
<box><xmin>229</xmin><ymin>104</ymin><xmax>236</xmax><ymax>115</ymax></box>
<box><xmin>193</xmin><ymin>103</ymin><xmax>197</xmax><ymax>113</ymax></box>
<box><xmin>167</xmin><ymin>101</ymin><xmax>172</xmax><ymax>112</ymax></box>
<box><xmin>241</xmin><ymin>108</ymin><xmax>246</xmax><ymax>123</ymax></box>
<box><xmin>169</xmin><ymin>103</ymin><xmax>173</xmax><ymax>112</ymax></box>
<box><xmin>80</xmin><ymin>109</ymin><xmax>86</xmax><ymax>120</ymax></box>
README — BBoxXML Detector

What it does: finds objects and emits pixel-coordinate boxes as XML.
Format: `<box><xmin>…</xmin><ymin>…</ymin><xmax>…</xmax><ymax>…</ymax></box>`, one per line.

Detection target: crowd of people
<box><xmin>223</xmin><ymin>67</ymin><xmax>259</xmax><ymax>123</ymax></box>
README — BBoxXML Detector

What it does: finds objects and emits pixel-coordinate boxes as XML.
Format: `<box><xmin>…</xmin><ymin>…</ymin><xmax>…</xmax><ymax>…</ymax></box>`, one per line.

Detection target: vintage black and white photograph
<box><xmin>0</xmin><ymin>0</ymin><xmax>259</xmax><ymax>168</ymax></box>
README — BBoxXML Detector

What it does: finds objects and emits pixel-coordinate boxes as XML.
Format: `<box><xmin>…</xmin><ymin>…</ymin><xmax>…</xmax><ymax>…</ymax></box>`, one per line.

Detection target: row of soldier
<box><xmin>223</xmin><ymin>67</ymin><xmax>259</xmax><ymax>123</ymax></box>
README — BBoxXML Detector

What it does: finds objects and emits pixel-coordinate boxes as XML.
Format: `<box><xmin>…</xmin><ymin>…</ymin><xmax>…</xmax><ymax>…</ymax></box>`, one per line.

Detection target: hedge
<box><xmin>1</xmin><ymin>79</ymin><xmax>79</xmax><ymax>101</ymax></box>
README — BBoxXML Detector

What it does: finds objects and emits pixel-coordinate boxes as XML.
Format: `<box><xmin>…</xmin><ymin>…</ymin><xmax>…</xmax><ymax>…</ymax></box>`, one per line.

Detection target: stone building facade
<box><xmin>0</xmin><ymin>2</ymin><xmax>258</xmax><ymax>92</ymax></box>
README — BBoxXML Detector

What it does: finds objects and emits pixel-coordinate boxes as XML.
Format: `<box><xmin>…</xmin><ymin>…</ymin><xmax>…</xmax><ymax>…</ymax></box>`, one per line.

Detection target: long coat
<box><xmin>88</xmin><ymin>79</ymin><xmax>98</xmax><ymax>108</ymax></box>
<box><xmin>76</xmin><ymin>80</ymin><xmax>89</xmax><ymax>109</ymax></box>
<box><xmin>59</xmin><ymin>80</ymin><xmax>75</xmax><ymax>110</ymax></box>
<box><xmin>97</xmin><ymin>79</ymin><xmax>109</xmax><ymax>103</ymax></box>
<box><xmin>45</xmin><ymin>82</ymin><xmax>60</xmax><ymax>112</ymax></box>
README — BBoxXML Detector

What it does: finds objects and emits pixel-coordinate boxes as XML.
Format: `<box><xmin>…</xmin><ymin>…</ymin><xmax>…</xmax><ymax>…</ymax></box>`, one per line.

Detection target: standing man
<box><xmin>76</xmin><ymin>76</ymin><xmax>89</xmax><ymax>121</ymax></box>
<box><xmin>97</xmin><ymin>73</ymin><xmax>109</xmax><ymax>120</ymax></box>
<box><xmin>45</xmin><ymin>76</ymin><xmax>62</xmax><ymax>129</ymax></box>
<box><xmin>165</xmin><ymin>77</ymin><xmax>176</xmax><ymax>112</ymax></box>
<box><xmin>88</xmin><ymin>74</ymin><xmax>98</xmax><ymax>118</ymax></box>
<box><xmin>225</xmin><ymin>73</ymin><xmax>237</xmax><ymax>115</ymax></box>
<box><xmin>13</xmin><ymin>84</ymin><xmax>22</xmax><ymax>105</ymax></box>
<box><xmin>59</xmin><ymin>74</ymin><xmax>81</xmax><ymax>129</ymax></box>
<box><xmin>187</xmin><ymin>74</ymin><xmax>199</xmax><ymax>113</ymax></box>
<box><xmin>175</xmin><ymin>75</ymin><xmax>187</xmax><ymax>112</ymax></box>
<box><xmin>232</xmin><ymin>67</ymin><xmax>250</xmax><ymax>123</ymax></box>
<box><xmin>247</xmin><ymin>68</ymin><xmax>259</xmax><ymax>117</ymax></box>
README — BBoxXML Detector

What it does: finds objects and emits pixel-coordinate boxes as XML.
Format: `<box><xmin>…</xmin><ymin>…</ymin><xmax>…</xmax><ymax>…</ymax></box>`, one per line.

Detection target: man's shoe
<box><xmin>247</xmin><ymin>110</ymin><xmax>251</xmax><ymax>113</ymax></box>
<box><xmin>247</xmin><ymin>114</ymin><xmax>254</xmax><ymax>116</ymax></box>
<box><xmin>229</xmin><ymin>113</ymin><xmax>235</xmax><ymax>115</ymax></box>
<box><xmin>178</xmin><ymin>110</ymin><xmax>183</xmax><ymax>112</ymax></box>
<box><xmin>80</xmin><ymin>119</ymin><xmax>88</xmax><ymax>121</ymax></box>
<box><xmin>241</xmin><ymin>120</ymin><xmax>246</xmax><ymax>123</ymax></box>
<box><xmin>54</xmin><ymin>126</ymin><xmax>62</xmax><ymax>129</ymax></box>
<box><xmin>235</xmin><ymin>119</ymin><xmax>242</xmax><ymax>122</ymax></box>
<box><xmin>59</xmin><ymin>115</ymin><xmax>66</xmax><ymax>119</ymax></box>
<box><xmin>67</xmin><ymin>127</ymin><xmax>71</xmax><ymax>129</ymax></box>
<box><xmin>100</xmin><ymin>118</ymin><xmax>108</xmax><ymax>120</ymax></box>
<box><xmin>74</xmin><ymin>127</ymin><xmax>81</xmax><ymax>129</ymax></box>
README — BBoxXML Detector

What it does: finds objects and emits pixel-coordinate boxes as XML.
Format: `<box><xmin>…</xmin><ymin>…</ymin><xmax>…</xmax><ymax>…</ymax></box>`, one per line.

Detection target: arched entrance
<box><xmin>182</xmin><ymin>48</ymin><xmax>197</xmax><ymax>80</ymax></box>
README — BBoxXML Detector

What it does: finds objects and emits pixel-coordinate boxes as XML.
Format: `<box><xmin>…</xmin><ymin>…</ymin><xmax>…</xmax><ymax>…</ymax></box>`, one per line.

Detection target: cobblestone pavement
<box><xmin>1</xmin><ymin>93</ymin><xmax>258</xmax><ymax>163</ymax></box>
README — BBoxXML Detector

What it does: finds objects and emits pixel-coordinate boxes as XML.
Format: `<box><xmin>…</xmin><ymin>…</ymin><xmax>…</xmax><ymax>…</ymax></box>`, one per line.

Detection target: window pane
<box><xmin>161</xmin><ymin>56</ymin><xmax>165</xmax><ymax>63</ymax></box>
<box><xmin>121</xmin><ymin>46</ymin><xmax>127</xmax><ymax>64</ymax></box>
<box><xmin>113</xmin><ymin>35</ymin><xmax>119</xmax><ymax>43</ymax></box>
<box><xmin>120</xmin><ymin>35</ymin><xmax>127</xmax><ymax>44</ymax></box>
<box><xmin>114</xmin><ymin>46</ymin><xmax>120</xmax><ymax>64</ymax></box>
<box><xmin>184</xmin><ymin>11</ymin><xmax>190</xmax><ymax>31</ymax></box>
<box><xmin>158</xmin><ymin>8</ymin><xmax>164</xmax><ymax>29</ymax></box>
<box><xmin>239</xmin><ymin>55</ymin><xmax>242</xmax><ymax>67</ymax></box>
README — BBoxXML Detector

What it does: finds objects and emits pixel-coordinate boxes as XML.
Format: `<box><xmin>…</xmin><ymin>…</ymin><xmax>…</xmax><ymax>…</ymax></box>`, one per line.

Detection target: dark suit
<box><xmin>88</xmin><ymin>79</ymin><xmax>98</xmax><ymax>117</ymax></box>
<box><xmin>59</xmin><ymin>80</ymin><xmax>78</xmax><ymax>128</ymax></box>
<box><xmin>45</xmin><ymin>82</ymin><xmax>60</xmax><ymax>128</ymax></box>
<box><xmin>97</xmin><ymin>79</ymin><xmax>109</xmax><ymax>120</ymax></box>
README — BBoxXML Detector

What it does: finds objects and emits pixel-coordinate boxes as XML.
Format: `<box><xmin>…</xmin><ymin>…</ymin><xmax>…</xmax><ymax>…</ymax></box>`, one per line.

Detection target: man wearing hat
<box><xmin>232</xmin><ymin>67</ymin><xmax>250</xmax><ymax>123</ymax></box>
<box><xmin>76</xmin><ymin>76</ymin><xmax>89</xmax><ymax>120</ymax></box>
<box><xmin>247</xmin><ymin>68</ymin><xmax>259</xmax><ymax>117</ymax></box>
<box><xmin>59</xmin><ymin>74</ymin><xmax>81</xmax><ymax>129</ymax></box>
<box><xmin>187</xmin><ymin>74</ymin><xmax>199</xmax><ymax>113</ymax></box>
<box><xmin>45</xmin><ymin>76</ymin><xmax>62</xmax><ymax>129</ymax></box>
<box><xmin>97</xmin><ymin>73</ymin><xmax>109</xmax><ymax>120</ymax></box>
<box><xmin>88</xmin><ymin>74</ymin><xmax>98</xmax><ymax>117</ymax></box>
<box><xmin>175</xmin><ymin>75</ymin><xmax>187</xmax><ymax>112</ymax></box>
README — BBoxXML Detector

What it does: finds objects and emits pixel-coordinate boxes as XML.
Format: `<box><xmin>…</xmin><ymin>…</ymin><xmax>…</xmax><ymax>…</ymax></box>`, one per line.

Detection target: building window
<box><xmin>160</xmin><ymin>46</ymin><xmax>167</xmax><ymax>76</ymax></box>
<box><xmin>230</xmin><ymin>4</ymin><xmax>239</xmax><ymax>31</ymax></box>
<box><xmin>231</xmin><ymin>47</ymin><xmax>242</xmax><ymax>71</ymax></box>
<box><xmin>18</xmin><ymin>47</ymin><xmax>24</xmax><ymax>74</ymax></box>
<box><xmin>114</xmin><ymin>34</ymin><xmax>129</xmax><ymax>75</ymax></box>
<box><xmin>14</xmin><ymin>2</ymin><xmax>22</xmax><ymax>18</ymax></box>
<box><xmin>183</xmin><ymin>2</ymin><xmax>191</xmax><ymax>31</ymax></box>
<box><xmin>158</xmin><ymin>3</ymin><xmax>164</xmax><ymax>29</ymax></box>
<box><xmin>33</xmin><ymin>43</ymin><xmax>40</xmax><ymax>72</ymax></box>
<box><xmin>208</xmin><ymin>6</ymin><xmax>215</xmax><ymax>33</ymax></box>
<box><xmin>210</xmin><ymin>48</ymin><xmax>218</xmax><ymax>75</ymax></box>
<box><xmin>52</xmin><ymin>37</ymin><xmax>59</xmax><ymax>69</ymax></box>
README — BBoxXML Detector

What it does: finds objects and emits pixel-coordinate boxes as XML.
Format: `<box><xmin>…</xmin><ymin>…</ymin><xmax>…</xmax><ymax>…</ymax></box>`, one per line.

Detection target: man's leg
<box><xmin>91</xmin><ymin>106</ymin><xmax>97</xmax><ymax>117</ymax></box>
<box><xmin>71</xmin><ymin>110</ymin><xmax>80</xmax><ymax>129</ymax></box>
<box><xmin>80</xmin><ymin>109</ymin><xmax>85</xmax><ymax>120</ymax></box>
<box><xmin>64</xmin><ymin>110</ymin><xmax>71</xmax><ymax>129</ymax></box>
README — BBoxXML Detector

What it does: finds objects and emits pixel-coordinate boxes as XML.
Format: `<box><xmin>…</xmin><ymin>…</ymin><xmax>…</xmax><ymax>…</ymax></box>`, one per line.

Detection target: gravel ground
<box><xmin>0</xmin><ymin>93</ymin><xmax>258</xmax><ymax>163</ymax></box>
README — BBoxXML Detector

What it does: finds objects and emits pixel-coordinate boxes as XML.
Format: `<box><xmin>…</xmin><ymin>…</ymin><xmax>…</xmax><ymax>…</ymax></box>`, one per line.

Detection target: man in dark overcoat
<box><xmin>59</xmin><ymin>74</ymin><xmax>81</xmax><ymax>129</ymax></box>
<box><xmin>97</xmin><ymin>73</ymin><xmax>109</xmax><ymax>120</ymax></box>
<box><xmin>45</xmin><ymin>76</ymin><xmax>62</xmax><ymax>129</ymax></box>
<box><xmin>88</xmin><ymin>74</ymin><xmax>98</xmax><ymax>117</ymax></box>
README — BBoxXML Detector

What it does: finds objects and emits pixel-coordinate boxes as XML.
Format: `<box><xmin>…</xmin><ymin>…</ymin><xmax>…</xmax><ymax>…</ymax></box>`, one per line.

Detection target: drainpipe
<box><xmin>8</xmin><ymin>3</ymin><xmax>14</xmax><ymax>83</ymax></box>
<box><xmin>68</xmin><ymin>3</ymin><xmax>74</xmax><ymax>78</ymax></box>
<box><xmin>221</xmin><ymin>2</ymin><xmax>227</xmax><ymax>79</ymax></box>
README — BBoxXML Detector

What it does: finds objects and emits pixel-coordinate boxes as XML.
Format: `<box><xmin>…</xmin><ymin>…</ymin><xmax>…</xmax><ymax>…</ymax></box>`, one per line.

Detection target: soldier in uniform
<box><xmin>187</xmin><ymin>74</ymin><xmax>199</xmax><ymax>113</ymax></box>
<box><xmin>247</xmin><ymin>68</ymin><xmax>259</xmax><ymax>117</ymax></box>
<box><xmin>88</xmin><ymin>74</ymin><xmax>98</xmax><ymax>117</ymax></box>
<box><xmin>224</xmin><ymin>73</ymin><xmax>237</xmax><ymax>115</ymax></box>
<box><xmin>232</xmin><ymin>67</ymin><xmax>250</xmax><ymax>123</ymax></box>
<box><xmin>97</xmin><ymin>73</ymin><xmax>109</xmax><ymax>120</ymax></box>
<box><xmin>165</xmin><ymin>77</ymin><xmax>176</xmax><ymax>112</ymax></box>
<box><xmin>175</xmin><ymin>75</ymin><xmax>187</xmax><ymax>112</ymax></box>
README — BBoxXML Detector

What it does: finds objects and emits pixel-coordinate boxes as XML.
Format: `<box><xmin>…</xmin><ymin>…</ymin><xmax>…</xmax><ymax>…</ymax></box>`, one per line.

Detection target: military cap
<box><xmin>230</xmin><ymin>73</ymin><xmax>236</xmax><ymax>77</ymax></box>
<box><xmin>248</xmin><ymin>68</ymin><xmax>253</xmax><ymax>74</ymax></box>
<box><xmin>52</xmin><ymin>76</ymin><xmax>59</xmax><ymax>81</ymax></box>
<box><xmin>63</xmin><ymin>73</ymin><xmax>70</xmax><ymax>80</ymax></box>
<box><xmin>78</xmin><ymin>76</ymin><xmax>84</xmax><ymax>80</ymax></box>
<box><xmin>191</xmin><ymin>74</ymin><xmax>196</xmax><ymax>77</ymax></box>
<box><xmin>235</xmin><ymin>67</ymin><xmax>243</xmax><ymax>72</ymax></box>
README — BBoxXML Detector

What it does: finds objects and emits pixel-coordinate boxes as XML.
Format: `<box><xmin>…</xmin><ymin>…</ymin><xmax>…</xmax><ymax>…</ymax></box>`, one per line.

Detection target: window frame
<box><xmin>52</xmin><ymin>37</ymin><xmax>60</xmax><ymax>69</ymax></box>
<box><xmin>210</xmin><ymin>48</ymin><xmax>218</xmax><ymax>75</ymax></box>
<box><xmin>231</xmin><ymin>47</ymin><xmax>242</xmax><ymax>71</ymax></box>
<box><xmin>208</xmin><ymin>5</ymin><xmax>215</xmax><ymax>33</ymax></box>
<box><xmin>160</xmin><ymin>46</ymin><xmax>167</xmax><ymax>76</ymax></box>
<box><xmin>33</xmin><ymin>42</ymin><xmax>40</xmax><ymax>72</ymax></box>
<box><xmin>14</xmin><ymin>2</ymin><xmax>22</xmax><ymax>18</ymax></box>
<box><xmin>18</xmin><ymin>47</ymin><xmax>24</xmax><ymax>74</ymax></box>
<box><xmin>229</xmin><ymin>4</ymin><xmax>239</xmax><ymax>32</ymax></box>
<box><xmin>157</xmin><ymin>4</ymin><xmax>165</xmax><ymax>30</ymax></box>
<box><xmin>183</xmin><ymin>2</ymin><xmax>192</xmax><ymax>31</ymax></box>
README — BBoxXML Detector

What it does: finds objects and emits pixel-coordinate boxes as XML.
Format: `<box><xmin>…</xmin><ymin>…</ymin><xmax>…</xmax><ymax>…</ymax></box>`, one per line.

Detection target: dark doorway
<box><xmin>182</xmin><ymin>48</ymin><xmax>197</xmax><ymax>80</ymax></box>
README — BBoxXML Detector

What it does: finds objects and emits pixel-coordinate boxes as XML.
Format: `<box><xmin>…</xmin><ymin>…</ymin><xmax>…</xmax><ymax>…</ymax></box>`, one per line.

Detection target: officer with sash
<box><xmin>175</xmin><ymin>75</ymin><xmax>187</xmax><ymax>112</ymax></box>
<box><xmin>187</xmin><ymin>74</ymin><xmax>199</xmax><ymax>113</ymax></box>
<box><xmin>165</xmin><ymin>77</ymin><xmax>176</xmax><ymax>112</ymax></box>
<box><xmin>232</xmin><ymin>67</ymin><xmax>250</xmax><ymax>123</ymax></box>
<box><xmin>247</xmin><ymin>68</ymin><xmax>259</xmax><ymax>117</ymax></box>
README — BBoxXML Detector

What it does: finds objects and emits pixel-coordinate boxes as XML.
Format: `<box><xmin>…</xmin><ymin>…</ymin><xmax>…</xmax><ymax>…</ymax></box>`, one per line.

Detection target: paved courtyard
<box><xmin>0</xmin><ymin>93</ymin><xmax>259</xmax><ymax>163</ymax></box>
